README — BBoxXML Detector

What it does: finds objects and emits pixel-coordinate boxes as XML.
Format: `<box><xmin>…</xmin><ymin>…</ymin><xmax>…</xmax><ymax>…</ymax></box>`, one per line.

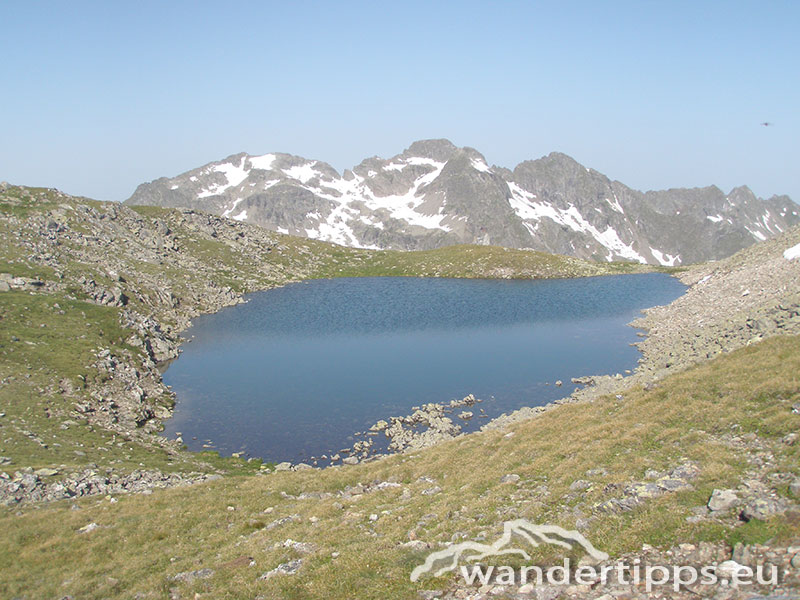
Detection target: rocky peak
<box><xmin>404</xmin><ymin>139</ymin><xmax>458</xmax><ymax>162</ymax></box>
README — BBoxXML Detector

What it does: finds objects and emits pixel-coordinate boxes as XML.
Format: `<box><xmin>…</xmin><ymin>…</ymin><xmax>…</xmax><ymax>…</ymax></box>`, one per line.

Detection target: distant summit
<box><xmin>126</xmin><ymin>140</ymin><xmax>799</xmax><ymax>265</ymax></box>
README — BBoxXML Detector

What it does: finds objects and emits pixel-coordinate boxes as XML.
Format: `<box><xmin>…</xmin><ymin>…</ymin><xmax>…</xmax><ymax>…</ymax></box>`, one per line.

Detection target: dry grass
<box><xmin>2</xmin><ymin>335</ymin><xmax>798</xmax><ymax>599</ymax></box>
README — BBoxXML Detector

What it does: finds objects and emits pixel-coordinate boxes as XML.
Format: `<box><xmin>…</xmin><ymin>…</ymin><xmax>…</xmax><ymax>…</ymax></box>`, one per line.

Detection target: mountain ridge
<box><xmin>126</xmin><ymin>139</ymin><xmax>799</xmax><ymax>265</ymax></box>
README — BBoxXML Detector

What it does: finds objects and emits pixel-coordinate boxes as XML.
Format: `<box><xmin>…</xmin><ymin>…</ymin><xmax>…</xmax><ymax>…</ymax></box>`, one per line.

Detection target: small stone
<box><xmin>791</xmin><ymin>553</ymin><xmax>800</xmax><ymax>569</ymax></box>
<box><xmin>555</xmin><ymin>380</ymin><xmax>562</xmax><ymax>387</ymax></box>
<box><xmin>585</xmin><ymin>467</ymin><xmax>607</xmax><ymax>477</ymax></box>
<box><xmin>401</xmin><ymin>540</ymin><xmax>429</xmax><ymax>551</ymax></box>
<box><xmin>708</xmin><ymin>489</ymin><xmax>739</xmax><ymax>512</ymax></box>
<box><xmin>34</xmin><ymin>468</ymin><xmax>59</xmax><ymax>477</ymax></box>
<box><xmin>569</xmin><ymin>479</ymin><xmax>591</xmax><ymax>491</ymax></box>
<box><xmin>789</xmin><ymin>478</ymin><xmax>800</xmax><ymax>497</ymax></box>
<box><xmin>500</xmin><ymin>474</ymin><xmax>520</xmax><ymax>484</ymax></box>
<box><xmin>259</xmin><ymin>559</ymin><xmax>302</xmax><ymax>579</ymax></box>
<box><xmin>78</xmin><ymin>522</ymin><xmax>99</xmax><ymax>534</ymax></box>
<box><xmin>274</xmin><ymin>462</ymin><xmax>292</xmax><ymax>471</ymax></box>
<box><xmin>169</xmin><ymin>568</ymin><xmax>214</xmax><ymax>582</ymax></box>
<box><xmin>369</xmin><ymin>513</ymin><xmax>378</xmax><ymax>522</ymax></box>
<box><xmin>342</xmin><ymin>456</ymin><xmax>359</xmax><ymax>465</ymax></box>
<box><xmin>717</xmin><ymin>559</ymin><xmax>747</xmax><ymax>581</ymax></box>
<box><xmin>421</xmin><ymin>486</ymin><xmax>442</xmax><ymax>495</ymax></box>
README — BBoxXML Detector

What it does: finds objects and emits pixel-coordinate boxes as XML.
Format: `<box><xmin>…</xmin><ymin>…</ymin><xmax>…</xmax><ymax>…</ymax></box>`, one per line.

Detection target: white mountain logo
<box><xmin>410</xmin><ymin>519</ymin><xmax>609</xmax><ymax>582</ymax></box>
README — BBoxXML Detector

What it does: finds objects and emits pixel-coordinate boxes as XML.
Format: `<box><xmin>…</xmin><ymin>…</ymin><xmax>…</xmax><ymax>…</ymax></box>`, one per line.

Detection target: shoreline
<box><xmin>161</xmin><ymin>272</ymin><xmax>684</xmax><ymax>469</ymax></box>
<box><xmin>1</xmin><ymin>185</ymin><xmax>797</xmax><ymax>506</ymax></box>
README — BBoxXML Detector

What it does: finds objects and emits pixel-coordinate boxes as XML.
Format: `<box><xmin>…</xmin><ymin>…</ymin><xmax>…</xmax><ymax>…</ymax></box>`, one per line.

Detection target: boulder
<box><xmin>707</xmin><ymin>489</ymin><xmax>738</xmax><ymax>512</ymax></box>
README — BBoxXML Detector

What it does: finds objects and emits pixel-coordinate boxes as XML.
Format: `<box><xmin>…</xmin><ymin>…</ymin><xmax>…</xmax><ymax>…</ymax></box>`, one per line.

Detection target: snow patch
<box><xmin>384</xmin><ymin>162</ymin><xmax>407</xmax><ymax>172</ymax></box>
<box><xmin>745</xmin><ymin>226</ymin><xmax>767</xmax><ymax>241</ymax></box>
<box><xmin>170</xmin><ymin>184</ymin><xmax>180</xmax><ymax>190</ymax></box>
<box><xmin>706</xmin><ymin>214</ymin><xmax>723</xmax><ymax>223</ymax></box>
<box><xmin>197</xmin><ymin>157</ymin><xmax>250</xmax><ymax>198</ymax></box>
<box><xmin>650</xmin><ymin>248</ymin><xmax>680</xmax><ymax>266</ymax></box>
<box><xmin>606</xmin><ymin>196</ymin><xmax>624</xmax><ymax>213</ymax></box>
<box><xmin>221</xmin><ymin>197</ymin><xmax>245</xmax><ymax>218</ymax></box>
<box><xmin>784</xmin><ymin>242</ymin><xmax>800</xmax><ymax>261</ymax></box>
<box><xmin>232</xmin><ymin>209</ymin><xmax>247</xmax><ymax>221</ymax></box>
<box><xmin>283</xmin><ymin>162</ymin><xmax>319</xmax><ymax>184</ymax></box>
<box><xmin>276</xmin><ymin>227</ymin><xmax>289</xmax><ymax>235</ymax></box>
<box><xmin>406</xmin><ymin>157</ymin><xmax>442</xmax><ymax>167</ymax></box>
<box><xmin>249</xmin><ymin>153</ymin><xmax>276</xmax><ymax>171</ymax></box>
<box><xmin>470</xmin><ymin>158</ymin><xmax>492</xmax><ymax>173</ymax></box>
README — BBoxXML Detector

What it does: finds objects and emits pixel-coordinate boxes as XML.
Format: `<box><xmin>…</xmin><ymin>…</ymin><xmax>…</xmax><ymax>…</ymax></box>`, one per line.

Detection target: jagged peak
<box><xmin>404</xmin><ymin>139</ymin><xmax>458</xmax><ymax>162</ymax></box>
<box><xmin>727</xmin><ymin>185</ymin><xmax>755</xmax><ymax>199</ymax></box>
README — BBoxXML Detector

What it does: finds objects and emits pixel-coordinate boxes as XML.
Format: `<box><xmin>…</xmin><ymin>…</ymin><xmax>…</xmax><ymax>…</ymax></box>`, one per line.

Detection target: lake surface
<box><xmin>162</xmin><ymin>274</ymin><xmax>685</xmax><ymax>463</ymax></box>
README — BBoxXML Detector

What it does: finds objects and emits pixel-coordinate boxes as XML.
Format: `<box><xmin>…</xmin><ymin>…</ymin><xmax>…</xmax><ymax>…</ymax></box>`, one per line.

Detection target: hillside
<box><xmin>126</xmin><ymin>139</ymin><xmax>799</xmax><ymax>265</ymax></box>
<box><xmin>1</xmin><ymin>184</ymin><xmax>799</xmax><ymax>599</ymax></box>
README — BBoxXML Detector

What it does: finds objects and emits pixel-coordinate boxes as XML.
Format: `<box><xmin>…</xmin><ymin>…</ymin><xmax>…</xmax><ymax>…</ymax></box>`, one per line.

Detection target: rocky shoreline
<box><xmin>2</xmin><ymin>184</ymin><xmax>799</xmax><ymax>509</ymax></box>
<box><xmin>481</xmin><ymin>225</ymin><xmax>800</xmax><ymax>432</ymax></box>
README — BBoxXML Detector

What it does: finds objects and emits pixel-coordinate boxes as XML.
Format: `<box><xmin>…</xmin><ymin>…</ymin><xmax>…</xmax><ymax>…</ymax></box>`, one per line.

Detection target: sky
<box><xmin>1</xmin><ymin>1</ymin><xmax>798</xmax><ymax>203</ymax></box>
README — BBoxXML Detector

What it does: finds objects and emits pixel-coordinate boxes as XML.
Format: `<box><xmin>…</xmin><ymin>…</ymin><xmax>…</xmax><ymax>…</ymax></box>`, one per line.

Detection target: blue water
<box><xmin>162</xmin><ymin>274</ymin><xmax>685</xmax><ymax>463</ymax></box>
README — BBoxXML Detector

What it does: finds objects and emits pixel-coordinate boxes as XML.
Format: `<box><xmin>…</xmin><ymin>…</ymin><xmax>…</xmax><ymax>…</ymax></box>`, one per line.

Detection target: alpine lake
<box><xmin>162</xmin><ymin>274</ymin><xmax>686</xmax><ymax>464</ymax></box>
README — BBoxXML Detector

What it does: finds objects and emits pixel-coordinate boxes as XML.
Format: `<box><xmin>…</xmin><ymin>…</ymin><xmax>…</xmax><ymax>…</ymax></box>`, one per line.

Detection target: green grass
<box><xmin>0</xmin><ymin>335</ymin><xmax>797</xmax><ymax>599</ymax></box>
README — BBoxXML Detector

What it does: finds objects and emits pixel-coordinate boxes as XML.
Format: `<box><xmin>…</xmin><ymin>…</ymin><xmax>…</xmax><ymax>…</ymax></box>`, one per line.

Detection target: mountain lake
<box><xmin>161</xmin><ymin>274</ymin><xmax>686</xmax><ymax>464</ymax></box>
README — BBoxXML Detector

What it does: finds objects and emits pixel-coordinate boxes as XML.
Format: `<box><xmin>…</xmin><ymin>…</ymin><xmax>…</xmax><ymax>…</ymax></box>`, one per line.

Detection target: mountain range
<box><xmin>125</xmin><ymin>139</ymin><xmax>799</xmax><ymax>265</ymax></box>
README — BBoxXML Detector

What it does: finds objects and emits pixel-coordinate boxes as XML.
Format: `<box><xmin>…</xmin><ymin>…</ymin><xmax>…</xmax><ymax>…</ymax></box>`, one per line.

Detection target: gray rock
<box><xmin>739</xmin><ymin>497</ymin><xmax>788</xmax><ymax>521</ymax></box>
<box><xmin>259</xmin><ymin>559</ymin><xmax>302</xmax><ymax>579</ymax></box>
<box><xmin>707</xmin><ymin>489</ymin><xmax>739</xmax><ymax>512</ymax></box>
<box><xmin>500</xmin><ymin>474</ymin><xmax>520</xmax><ymax>484</ymax></box>
<box><xmin>569</xmin><ymin>479</ymin><xmax>591</xmax><ymax>491</ymax></box>
<box><xmin>169</xmin><ymin>568</ymin><xmax>214</xmax><ymax>582</ymax></box>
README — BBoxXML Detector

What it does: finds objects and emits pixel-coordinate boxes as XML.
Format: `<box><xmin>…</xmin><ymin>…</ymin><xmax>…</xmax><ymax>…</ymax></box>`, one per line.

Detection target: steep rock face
<box><xmin>126</xmin><ymin>140</ymin><xmax>800</xmax><ymax>265</ymax></box>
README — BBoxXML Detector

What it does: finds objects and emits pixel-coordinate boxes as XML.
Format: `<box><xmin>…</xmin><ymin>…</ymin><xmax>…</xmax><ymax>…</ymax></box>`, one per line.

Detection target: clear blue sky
<box><xmin>1</xmin><ymin>1</ymin><xmax>798</xmax><ymax>203</ymax></box>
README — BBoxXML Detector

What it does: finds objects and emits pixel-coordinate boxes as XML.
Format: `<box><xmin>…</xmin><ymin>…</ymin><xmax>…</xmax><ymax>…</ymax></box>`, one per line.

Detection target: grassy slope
<box><xmin>0</xmin><ymin>335</ymin><xmax>797</xmax><ymax>599</ymax></box>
